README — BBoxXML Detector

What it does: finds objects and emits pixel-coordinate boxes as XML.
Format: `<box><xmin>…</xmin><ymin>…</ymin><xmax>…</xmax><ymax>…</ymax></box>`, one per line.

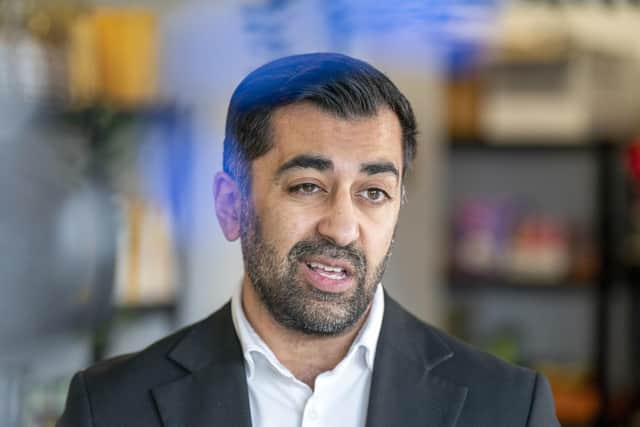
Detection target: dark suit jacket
<box><xmin>58</xmin><ymin>295</ymin><xmax>560</xmax><ymax>426</ymax></box>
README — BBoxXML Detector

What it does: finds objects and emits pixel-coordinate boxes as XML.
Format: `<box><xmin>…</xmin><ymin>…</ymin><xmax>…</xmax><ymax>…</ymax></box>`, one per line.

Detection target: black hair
<box><xmin>223</xmin><ymin>52</ymin><xmax>417</xmax><ymax>192</ymax></box>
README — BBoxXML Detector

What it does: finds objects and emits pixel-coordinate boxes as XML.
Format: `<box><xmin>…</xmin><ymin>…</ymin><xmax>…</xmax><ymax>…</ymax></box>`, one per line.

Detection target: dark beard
<box><xmin>239</xmin><ymin>202</ymin><xmax>391</xmax><ymax>336</ymax></box>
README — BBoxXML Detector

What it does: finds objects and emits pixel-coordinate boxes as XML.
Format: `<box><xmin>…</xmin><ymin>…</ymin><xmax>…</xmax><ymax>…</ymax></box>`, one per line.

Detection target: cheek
<box><xmin>362</xmin><ymin>212</ymin><xmax>398</xmax><ymax>261</ymax></box>
<box><xmin>366</xmin><ymin>231</ymin><xmax>392</xmax><ymax>259</ymax></box>
<box><xmin>260</xmin><ymin>207</ymin><xmax>317</xmax><ymax>255</ymax></box>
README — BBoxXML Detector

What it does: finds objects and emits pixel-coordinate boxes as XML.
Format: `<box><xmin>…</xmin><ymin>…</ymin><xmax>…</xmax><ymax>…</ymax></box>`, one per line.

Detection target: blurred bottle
<box><xmin>538</xmin><ymin>361</ymin><xmax>601</xmax><ymax>426</ymax></box>
<box><xmin>624</xmin><ymin>138</ymin><xmax>640</xmax><ymax>269</ymax></box>
<box><xmin>23</xmin><ymin>0</ymin><xmax>87</xmax><ymax>45</ymax></box>
<box><xmin>568</xmin><ymin>223</ymin><xmax>599</xmax><ymax>283</ymax></box>
<box><xmin>66</xmin><ymin>7</ymin><xmax>159</xmax><ymax>108</ymax></box>
<box><xmin>67</xmin><ymin>11</ymin><xmax>99</xmax><ymax>106</ymax></box>
<box><xmin>93</xmin><ymin>8</ymin><xmax>158</xmax><ymax>107</ymax></box>
<box><xmin>114</xmin><ymin>194</ymin><xmax>177</xmax><ymax>307</ymax></box>
<box><xmin>447</xmin><ymin>69</ymin><xmax>483</xmax><ymax>140</ymax></box>
<box><xmin>10</xmin><ymin>2</ymin><xmax>160</xmax><ymax>109</ymax></box>
<box><xmin>451</xmin><ymin>199</ymin><xmax>508</xmax><ymax>278</ymax></box>
<box><xmin>0</xmin><ymin>0</ymin><xmax>54</xmax><ymax>107</ymax></box>
<box><xmin>24</xmin><ymin>0</ymin><xmax>89</xmax><ymax>105</ymax></box>
<box><xmin>505</xmin><ymin>214</ymin><xmax>571</xmax><ymax>284</ymax></box>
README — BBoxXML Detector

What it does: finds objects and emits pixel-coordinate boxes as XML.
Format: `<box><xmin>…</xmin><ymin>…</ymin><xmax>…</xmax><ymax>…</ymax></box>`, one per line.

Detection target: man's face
<box><xmin>240</xmin><ymin>102</ymin><xmax>403</xmax><ymax>336</ymax></box>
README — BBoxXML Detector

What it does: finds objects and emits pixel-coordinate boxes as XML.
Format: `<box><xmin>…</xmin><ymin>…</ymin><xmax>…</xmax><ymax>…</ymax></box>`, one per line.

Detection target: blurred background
<box><xmin>0</xmin><ymin>0</ymin><xmax>639</xmax><ymax>426</ymax></box>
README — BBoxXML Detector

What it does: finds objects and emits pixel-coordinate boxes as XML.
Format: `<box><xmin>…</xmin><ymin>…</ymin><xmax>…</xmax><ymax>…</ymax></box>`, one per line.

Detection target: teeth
<box><xmin>308</xmin><ymin>262</ymin><xmax>345</xmax><ymax>273</ymax></box>
<box><xmin>306</xmin><ymin>262</ymin><xmax>349</xmax><ymax>281</ymax></box>
<box><xmin>317</xmin><ymin>270</ymin><xmax>345</xmax><ymax>280</ymax></box>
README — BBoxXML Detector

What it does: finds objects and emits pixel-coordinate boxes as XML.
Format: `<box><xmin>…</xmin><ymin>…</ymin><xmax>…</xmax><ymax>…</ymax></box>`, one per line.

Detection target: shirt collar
<box><xmin>231</xmin><ymin>283</ymin><xmax>385</xmax><ymax>379</ymax></box>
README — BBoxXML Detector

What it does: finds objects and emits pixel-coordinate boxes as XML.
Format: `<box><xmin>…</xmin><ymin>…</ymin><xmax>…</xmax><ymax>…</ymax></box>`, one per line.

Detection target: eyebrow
<box><xmin>360</xmin><ymin>161</ymin><xmax>399</xmax><ymax>180</ymax></box>
<box><xmin>275</xmin><ymin>154</ymin><xmax>333</xmax><ymax>179</ymax></box>
<box><xmin>274</xmin><ymin>154</ymin><xmax>399</xmax><ymax>181</ymax></box>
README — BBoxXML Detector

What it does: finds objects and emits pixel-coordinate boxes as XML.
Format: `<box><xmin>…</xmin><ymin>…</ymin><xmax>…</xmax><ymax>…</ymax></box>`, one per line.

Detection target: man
<box><xmin>58</xmin><ymin>53</ymin><xmax>560</xmax><ymax>427</ymax></box>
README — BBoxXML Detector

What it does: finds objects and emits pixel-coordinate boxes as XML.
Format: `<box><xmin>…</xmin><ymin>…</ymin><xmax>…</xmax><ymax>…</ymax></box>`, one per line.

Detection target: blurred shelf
<box><xmin>447</xmin><ymin>138</ymin><xmax>610</xmax><ymax>153</ymax></box>
<box><xmin>63</xmin><ymin>102</ymin><xmax>178</xmax><ymax>116</ymax></box>
<box><xmin>449</xmin><ymin>275</ymin><xmax>596</xmax><ymax>293</ymax></box>
<box><xmin>113</xmin><ymin>302</ymin><xmax>178</xmax><ymax>317</ymax></box>
<box><xmin>60</xmin><ymin>103</ymin><xmax>180</xmax><ymax>131</ymax></box>
<box><xmin>444</xmin><ymin>134</ymin><xmax>627</xmax><ymax>425</ymax></box>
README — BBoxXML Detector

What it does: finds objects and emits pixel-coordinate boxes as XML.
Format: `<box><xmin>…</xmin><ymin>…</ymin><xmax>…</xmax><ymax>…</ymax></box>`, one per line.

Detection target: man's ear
<box><xmin>213</xmin><ymin>171</ymin><xmax>242</xmax><ymax>241</ymax></box>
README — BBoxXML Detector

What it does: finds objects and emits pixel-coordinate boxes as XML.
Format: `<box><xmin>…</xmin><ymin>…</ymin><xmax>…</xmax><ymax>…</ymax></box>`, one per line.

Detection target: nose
<box><xmin>317</xmin><ymin>188</ymin><xmax>360</xmax><ymax>247</ymax></box>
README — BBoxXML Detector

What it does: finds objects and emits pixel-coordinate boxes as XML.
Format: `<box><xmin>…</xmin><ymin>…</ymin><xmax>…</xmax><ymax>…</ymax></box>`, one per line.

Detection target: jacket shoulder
<box><xmin>385</xmin><ymin>297</ymin><xmax>544</xmax><ymax>426</ymax></box>
<box><xmin>429</xmin><ymin>329</ymin><xmax>556</xmax><ymax>426</ymax></box>
<box><xmin>70</xmin><ymin>309</ymin><xmax>225</xmax><ymax>425</ymax></box>
<box><xmin>386</xmin><ymin>296</ymin><xmax>535</xmax><ymax>385</ymax></box>
<box><xmin>83</xmin><ymin>320</ymin><xmax>192</xmax><ymax>388</ymax></box>
<box><xmin>428</xmin><ymin>324</ymin><xmax>537</xmax><ymax>387</ymax></box>
<box><xmin>59</xmin><ymin>303</ymin><xmax>238</xmax><ymax>426</ymax></box>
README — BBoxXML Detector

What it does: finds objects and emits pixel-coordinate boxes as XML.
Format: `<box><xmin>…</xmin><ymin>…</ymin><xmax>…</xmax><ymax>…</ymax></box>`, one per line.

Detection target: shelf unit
<box><xmin>61</xmin><ymin>104</ymin><xmax>193</xmax><ymax>363</ymax></box>
<box><xmin>449</xmin><ymin>276</ymin><xmax>596</xmax><ymax>293</ymax></box>
<box><xmin>445</xmin><ymin>138</ymin><xmax>636</xmax><ymax>426</ymax></box>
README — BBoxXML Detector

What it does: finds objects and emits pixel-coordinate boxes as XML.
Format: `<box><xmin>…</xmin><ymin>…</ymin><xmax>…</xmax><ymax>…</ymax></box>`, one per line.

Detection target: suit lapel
<box><xmin>150</xmin><ymin>296</ymin><xmax>468</xmax><ymax>427</ymax></box>
<box><xmin>366</xmin><ymin>296</ymin><xmax>468</xmax><ymax>427</ymax></box>
<box><xmin>151</xmin><ymin>304</ymin><xmax>252</xmax><ymax>427</ymax></box>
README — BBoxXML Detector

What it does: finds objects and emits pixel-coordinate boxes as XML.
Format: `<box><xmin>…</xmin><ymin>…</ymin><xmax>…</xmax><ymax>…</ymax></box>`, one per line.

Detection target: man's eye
<box><xmin>360</xmin><ymin>188</ymin><xmax>389</xmax><ymax>203</ymax></box>
<box><xmin>290</xmin><ymin>183</ymin><xmax>322</xmax><ymax>194</ymax></box>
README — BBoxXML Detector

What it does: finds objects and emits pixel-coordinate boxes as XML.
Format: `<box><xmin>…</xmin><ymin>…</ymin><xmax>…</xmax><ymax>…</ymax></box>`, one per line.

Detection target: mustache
<box><xmin>287</xmin><ymin>238</ymin><xmax>366</xmax><ymax>272</ymax></box>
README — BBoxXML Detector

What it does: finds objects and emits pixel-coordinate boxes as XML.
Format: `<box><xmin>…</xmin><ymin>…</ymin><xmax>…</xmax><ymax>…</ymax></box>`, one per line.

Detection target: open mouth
<box><xmin>306</xmin><ymin>261</ymin><xmax>348</xmax><ymax>280</ymax></box>
<box><xmin>301</xmin><ymin>256</ymin><xmax>356</xmax><ymax>293</ymax></box>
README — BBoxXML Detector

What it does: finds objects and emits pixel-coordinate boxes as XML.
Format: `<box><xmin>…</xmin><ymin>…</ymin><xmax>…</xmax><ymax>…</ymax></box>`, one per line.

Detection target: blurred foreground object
<box><xmin>624</xmin><ymin>139</ymin><xmax>640</xmax><ymax>268</ymax></box>
<box><xmin>1</xmin><ymin>3</ymin><xmax>179</xmax><ymax>424</ymax></box>
<box><xmin>447</xmin><ymin>2</ymin><xmax>640</xmax><ymax>143</ymax></box>
<box><xmin>0</xmin><ymin>117</ymin><xmax>116</xmax><ymax>425</ymax></box>
<box><xmin>539</xmin><ymin>361</ymin><xmax>602</xmax><ymax>425</ymax></box>
<box><xmin>480</xmin><ymin>52</ymin><xmax>639</xmax><ymax>143</ymax></box>
<box><xmin>114</xmin><ymin>194</ymin><xmax>177</xmax><ymax>307</ymax></box>
<box><xmin>444</xmin><ymin>3</ymin><xmax>640</xmax><ymax>425</ymax></box>
<box><xmin>1</xmin><ymin>1</ymin><xmax>160</xmax><ymax>108</ymax></box>
<box><xmin>68</xmin><ymin>8</ymin><xmax>159</xmax><ymax>107</ymax></box>
<box><xmin>0</xmin><ymin>0</ymin><xmax>118</xmax><ymax>362</ymax></box>
<box><xmin>450</xmin><ymin>197</ymin><xmax>598</xmax><ymax>285</ymax></box>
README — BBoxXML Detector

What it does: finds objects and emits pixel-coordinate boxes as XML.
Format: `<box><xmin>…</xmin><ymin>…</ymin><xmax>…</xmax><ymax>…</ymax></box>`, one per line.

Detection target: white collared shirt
<box><xmin>231</xmin><ymin>284</ymin><xmax>385</xmax><ymax>427</ymax></box>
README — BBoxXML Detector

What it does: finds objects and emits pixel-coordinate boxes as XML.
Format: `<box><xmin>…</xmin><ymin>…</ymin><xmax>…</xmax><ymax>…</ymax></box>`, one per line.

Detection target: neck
<box><xmin>240</xmin><ymin>276</ymin><xmax>370</xmax><ymax>388</ymax></box>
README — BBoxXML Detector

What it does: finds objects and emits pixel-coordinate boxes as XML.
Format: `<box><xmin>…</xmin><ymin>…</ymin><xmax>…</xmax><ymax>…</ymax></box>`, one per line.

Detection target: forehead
<box><xmin>266</xmin><ymin>103</ymin><xmax>403</xmax><ymax>170</ymax></box>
